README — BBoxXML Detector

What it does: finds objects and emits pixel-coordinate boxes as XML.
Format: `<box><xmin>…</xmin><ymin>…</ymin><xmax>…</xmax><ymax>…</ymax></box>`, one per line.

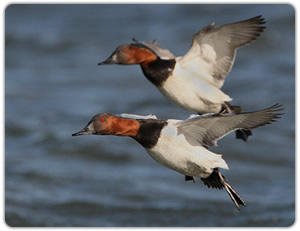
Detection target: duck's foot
<box><xmin>235</xmin><ymin>129</ymin><xmax>252</xmax><ymax>142</ymax></box>
<box><xmin>185</xmin><ymin>175</ymin><xmax>195</xmax><ymax>183</ymax></box>
<box><xmin>223</xmin><ymin>102</ymin><xmax>252</xmax><ymax>142</ymax></box>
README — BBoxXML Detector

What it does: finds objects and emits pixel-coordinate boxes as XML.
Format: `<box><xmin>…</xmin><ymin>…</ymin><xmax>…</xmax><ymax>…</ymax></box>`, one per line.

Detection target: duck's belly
<box><xmin>145</xmin><ymin>124</ymin><xmax>228</xmax><ymax>178</ymax></box>
<box><xmin>158</xmin><ymin>72</ymin><xmax>231</xmax><ymax>114</ymax></box>
<box><xmin>146</xmin><ymin>147</ymin><xmax>212</xmax><ymax>178</ymax></box>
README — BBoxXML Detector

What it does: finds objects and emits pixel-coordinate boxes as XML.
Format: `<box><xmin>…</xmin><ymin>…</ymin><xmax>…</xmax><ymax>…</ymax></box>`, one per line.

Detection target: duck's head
<box><xmin>72</xmin><ymin>113</ymin><xmax>140</xmax><ymax>137</ymax></box>
<box><xmin>72</xmin><ymin>113</ymin><xmax>112</xmax><ymax>136</ymax></box>
<box><xmin>98</xmin><ymin>44</ymin><xmax>157</xmax><ymax>66</ymax></box>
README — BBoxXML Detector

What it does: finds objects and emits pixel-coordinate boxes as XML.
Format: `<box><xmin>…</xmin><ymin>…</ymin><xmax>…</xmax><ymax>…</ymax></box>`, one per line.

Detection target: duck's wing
<box><xmin>132</xmin><ymin>38</ymin><xmax>176</xmax><ymax>60</ymax></box>
<box><xmin>176</xmin><ymin>104</ymin><xmax>283</xmax><ymax>147</ymax></box>
<box><xmin>179</xmin><ymin>16</ymin><xmax>266</xmax><ymax>88</ymax></box>
<box><xmin>119</xmin><ymin>113</ymin><xmax>158</xmax><ymax>120</ymax></box>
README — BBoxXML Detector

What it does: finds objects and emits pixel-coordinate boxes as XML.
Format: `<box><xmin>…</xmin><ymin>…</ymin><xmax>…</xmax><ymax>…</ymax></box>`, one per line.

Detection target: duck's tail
<box><xmin>222</xmin><ymin>102</ymin><xmax>252</xmax><ymax>142</ymax></box>
<box><xmin>201</xmin><ymin>168</ymin><xmax>246</xmax><ymax>210</ymax></box>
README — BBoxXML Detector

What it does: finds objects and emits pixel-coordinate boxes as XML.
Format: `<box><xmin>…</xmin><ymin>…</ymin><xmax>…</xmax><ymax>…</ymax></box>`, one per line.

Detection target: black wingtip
<box><xmin>269</xmin><ymin>103</ymin><xmax>284</xmax><ymax>110</ymax></box>
<box><xmin>251</xmin><ymin>15</ymin><xmax>266</xmax><ymax>24</ymax></box>
<box><xmin>266</xmin><ymin>103</ymin><xmax>285</xmax><ymax>118</ymax></box>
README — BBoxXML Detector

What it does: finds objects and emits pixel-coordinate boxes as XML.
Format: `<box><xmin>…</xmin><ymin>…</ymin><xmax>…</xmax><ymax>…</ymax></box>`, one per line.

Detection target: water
<box><xmin>5</xmin><ymin>4</ymin><xmax>295</xmax><ymax>227</ymax></box>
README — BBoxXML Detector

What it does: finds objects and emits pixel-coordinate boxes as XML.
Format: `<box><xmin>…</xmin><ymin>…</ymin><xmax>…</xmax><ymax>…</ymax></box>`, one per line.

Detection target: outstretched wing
<box><xmin>179</xmin><ymin>16</ymin><xmax>266</xmax><ymax>88</ymax></box>
<box><xmin>177</xmin><ymin>104</ymin><xmax>283</xmax><ymax>147</ymax></box>
<box><xmin>132</xmin><ymin>38</ymin><xmax>176</xmax><ymax>60</ymax></box>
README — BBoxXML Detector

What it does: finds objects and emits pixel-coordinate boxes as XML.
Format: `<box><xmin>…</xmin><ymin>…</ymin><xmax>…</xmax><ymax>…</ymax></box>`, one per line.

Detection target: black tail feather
<box><xmin>201</xmin><ymin>168</ymin><xmax>246</xmax><ymax>210</ymax></box>
<box><xmin>224</xmin><ymin>182</ymin><xmax>246</xmax><ymax>210</ymax></box>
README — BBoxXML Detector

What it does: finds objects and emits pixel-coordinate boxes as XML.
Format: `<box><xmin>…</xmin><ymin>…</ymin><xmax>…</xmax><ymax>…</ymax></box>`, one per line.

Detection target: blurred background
<box><xmin>5</xmin><ymin>4</ymin><xmax>295</xmax><ymax>227</ymax></box>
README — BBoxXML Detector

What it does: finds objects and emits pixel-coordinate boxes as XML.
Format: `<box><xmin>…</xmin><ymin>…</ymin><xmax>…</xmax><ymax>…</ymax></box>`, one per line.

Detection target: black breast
<box><xmin>133</xmin><ymin>119</ymin><xmax>168</xmax><ymax>149</ymax></box>
<box><xmin>141</xmin><ymin>58</ymin><xmax>176</xmax><ymax>87</ymax></box>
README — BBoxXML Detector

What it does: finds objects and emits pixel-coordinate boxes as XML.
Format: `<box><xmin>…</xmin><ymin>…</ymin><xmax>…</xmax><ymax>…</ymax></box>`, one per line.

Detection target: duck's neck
<box><xmin>128</xmin><ymin>45</ymin><xmax>158</xmax><ymax>65</ymax></box>
<box><xmin>110</xmin><ymin>116</ymin><xmax>168</xmax><ymax>149</ymax></box>
<box><xmin>110</xmin><ymin>117</ymin><xmax>140</xmax><ymax>137</ymax></box>
<box><xmin>133</xmin><ymin>119</ymin><xmax>168</xmax><ymax>149</ymax></box>
<box><xmin>140</xmin><ymin>58</ymin><xmax>176</xmax><ymax>87</ymax></box>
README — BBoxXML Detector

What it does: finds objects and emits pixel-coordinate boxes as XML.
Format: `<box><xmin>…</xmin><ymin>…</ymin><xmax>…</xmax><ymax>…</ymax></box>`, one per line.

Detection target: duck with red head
<box><xmin>99</xmin><ymin>43</ymin><xmax>176</xmax><ymax>86</ymax></box>
<box><xmin>98</xmin><ymin>44</ymin><xmax>158</xmax><ymax>66</ymax></box>
<box><xmin>72</xmin><ymin>104</ymin><xmax>283</xmax><ymax>210</ymax></box>
<box><xmin>98</xmin><ymin>16</ymin><xmax>267</xmax><ymax>142</ymax></box>
<box><xmin>72</xmin><ymin>113</ymin><xmax>140</xmax><ymax>137</ymax></box>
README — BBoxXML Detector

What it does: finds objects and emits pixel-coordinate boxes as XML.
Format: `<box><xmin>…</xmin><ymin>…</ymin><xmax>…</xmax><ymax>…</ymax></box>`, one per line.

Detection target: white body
<box><xmin>145</xmin><ymin>119</ymin><xmax>229</xmax><ymax>178</ymax></box>
<box><xmin>158</xmin><ymin>57</ymin><xmax>232</xmax><ymax>114</ymax></box>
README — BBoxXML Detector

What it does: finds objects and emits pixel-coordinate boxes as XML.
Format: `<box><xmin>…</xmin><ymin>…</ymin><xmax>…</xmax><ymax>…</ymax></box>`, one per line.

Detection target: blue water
<box><xmin>5</xmin><ymin>4</ymin><xmax>295</xmax><ymax>227</ymax></box>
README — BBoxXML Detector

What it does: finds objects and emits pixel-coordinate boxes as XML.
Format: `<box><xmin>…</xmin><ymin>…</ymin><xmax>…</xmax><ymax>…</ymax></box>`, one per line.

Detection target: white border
<box><xmin>1</xmin><ymin>1</ymin><xmax>297</xmax><ymax>230</ymax></box>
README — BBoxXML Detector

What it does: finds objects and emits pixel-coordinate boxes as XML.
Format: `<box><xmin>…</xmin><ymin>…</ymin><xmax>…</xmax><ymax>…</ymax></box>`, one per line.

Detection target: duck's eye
<box><xmin>100</xmin><ymin>118</ymin><xmax>105</xmax><ymax>122</ymax></box>
<box><xmin>122</xmin><ymin>49</ymin><xmax>128</xmax><ymax>53</ymax></box>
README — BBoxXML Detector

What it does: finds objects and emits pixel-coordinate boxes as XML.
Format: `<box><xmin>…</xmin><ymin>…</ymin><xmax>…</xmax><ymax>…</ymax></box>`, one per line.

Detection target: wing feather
<box><xmin>119</xmin><ymin>113</ymin><xmax>158</xmax><ymax>120</ymax></box>
<box><xmin>177</xmin><ymin>104</ymin><xmax>283</xmax><ymax>147</ymax></box>
<box><xmin>179</xmin><ymin>16</ymin><xmax>266</xmax><ymax>88</ymax></box>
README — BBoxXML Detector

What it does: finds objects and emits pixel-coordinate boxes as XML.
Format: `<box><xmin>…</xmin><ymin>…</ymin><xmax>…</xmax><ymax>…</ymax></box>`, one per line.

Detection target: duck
<box><xmin>98</xmin><ymin>16</ymin><xmax>266</xmax><ymax>142</ymax></box>
<box><xmin>72</xmin><ymin>104</ymin><xmax>282</xmax><ymax>210</ymax></box>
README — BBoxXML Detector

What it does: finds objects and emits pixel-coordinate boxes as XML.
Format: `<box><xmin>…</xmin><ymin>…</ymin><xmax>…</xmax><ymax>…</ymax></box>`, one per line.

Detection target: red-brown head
<box><xmin>72</xmin><ymin>113</ymin><xmax>140</xmax><ymax>137</ymax></box>
<box><xmin>98</xmin><ymin>44</ymin><xmax>158</xmax><ymax>66</ymax></box>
